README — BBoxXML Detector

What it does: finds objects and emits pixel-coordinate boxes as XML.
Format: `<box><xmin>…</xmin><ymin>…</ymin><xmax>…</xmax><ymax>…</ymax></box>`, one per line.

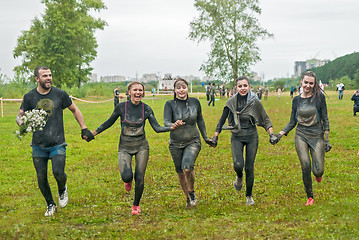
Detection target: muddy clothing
<box><xmin>164</xmin><ymin>97</ymin><xmax>209</xmax><ymax>172</ymax></box>
<box><xmin>282</xmin><ymin>94</ymin><xmax>329</xmax><ymax>199</ymax></box>
<box><xmin>282</xmin><ymin>94</ymin><xmax>329</xmax><ymax>137</ymax></box>
<box><xmin>96</xmin><ymin>100</ymin><xmax>171</xmax><ymax>149</ymax></box>
<box><xmin>215</xmin><ymin>91</ymin><xmax>272</xmax><ymax>135</ymax></box>
<box><xmin>215</xmin><ymin>91</ymin><xmax>272</xmax><ymax>197</ymax></box>
<box><xmin>20</xmin><ymin>87</ymin><xmax>72</xmax><ymax>148</ymax></box>
<box><xmin>96</xmin><ymin>100</ymin><xmax>171</xmax><ymax>206</ymax></box>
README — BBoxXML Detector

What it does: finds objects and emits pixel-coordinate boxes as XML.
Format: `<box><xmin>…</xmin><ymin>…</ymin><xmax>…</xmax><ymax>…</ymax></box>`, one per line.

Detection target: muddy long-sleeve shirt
<box><xmin>164</xmin><ymin>98</ymin><xmax>209</xmax><ymax>145</ymax></box>
<box><xmin>96</xmin><ymin>100</ymin><xmax>171</xmax><ymax>144</ymax></box>
<box><xmin>282</xmin><ymin>93</ymin><xmax>329</xmax><ymax>137</ymax></box>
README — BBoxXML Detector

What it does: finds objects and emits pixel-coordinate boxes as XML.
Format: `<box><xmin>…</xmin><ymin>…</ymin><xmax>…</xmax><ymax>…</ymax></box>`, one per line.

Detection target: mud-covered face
<box><xmin>129</xmin><ymin>84</ymin><xmax>144</xmax><ymax>104</ymax></box>
<box><xmin>236</xmin><ymin>80</ymin><xmax>251</xmax><ymax>96</ymax></box>
<box><xmin>301</xmin><ymin>76</ymin><xmax>315</xmax><ymax>95</ymax></box>
<box><xmin>174</xmin><ymin>81</ymin><xmax>188</xmax><ymax>100</ymax></box>
<box><xmin>36</xmin><ymin>69</ymin><xmax>52</xmax><ymax>90</ymax></box>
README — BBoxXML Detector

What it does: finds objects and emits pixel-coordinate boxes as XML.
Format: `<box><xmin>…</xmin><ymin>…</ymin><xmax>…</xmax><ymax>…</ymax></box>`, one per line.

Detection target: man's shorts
<box><xmin>31</xmin><ymin>142</ymin><xmax>67</xmax><ymax>158</ymax></box>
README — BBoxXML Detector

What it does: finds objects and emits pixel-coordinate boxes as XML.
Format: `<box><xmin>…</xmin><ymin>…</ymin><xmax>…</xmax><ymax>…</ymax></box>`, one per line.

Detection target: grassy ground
<box><xmin>1</xmin><ymin>91</ymin><xmax>358</xmax><ymax>239</ymax></box>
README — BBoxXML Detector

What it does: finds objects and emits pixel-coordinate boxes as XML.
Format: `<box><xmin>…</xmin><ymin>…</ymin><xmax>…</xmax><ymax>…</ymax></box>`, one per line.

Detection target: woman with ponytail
<box><xmin>163</xmin><ymin>78</ymin><xmax>213</xmax><ymax>207</ymax></box>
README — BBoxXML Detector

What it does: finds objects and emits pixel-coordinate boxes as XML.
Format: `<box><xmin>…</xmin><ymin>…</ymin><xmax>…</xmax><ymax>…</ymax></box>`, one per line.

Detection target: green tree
<box><xmin>189</xmin><ymin>0</ymin><xmax>272</xmax><ymax>83</ymax></box>
<box><xmin>13</xmin><ymin>0</ymin><xmax>107</xmax><ymax>88</ymax></box>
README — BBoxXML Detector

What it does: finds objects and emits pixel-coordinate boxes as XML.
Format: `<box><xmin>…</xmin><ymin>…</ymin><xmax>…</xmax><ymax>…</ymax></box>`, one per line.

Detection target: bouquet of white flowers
<box><xmin>15</xmin><ymin>109</ymin><xmax>47</xmax><ymax>139</ymax></box>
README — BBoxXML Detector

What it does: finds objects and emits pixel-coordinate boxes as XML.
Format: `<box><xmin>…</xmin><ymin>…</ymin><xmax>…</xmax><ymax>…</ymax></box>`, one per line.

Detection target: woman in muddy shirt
<box><xmin>273</xmin><ymin>71</ymin><xmax>331</xmax><ymax>206</ymax></box>
<box><xmin>164</xmin><ymin>78</ymin><xmax>212</xmax><ymax>207</ymax></box>
<box><xmin>213</xmin><ymin>76</ymin><xmax>274</xmax><ymax>206</ymax></box>
<box><xmin>92</xmin><ymin>82</ymin><xmax>182</xmax><ymax>215</ymax></box>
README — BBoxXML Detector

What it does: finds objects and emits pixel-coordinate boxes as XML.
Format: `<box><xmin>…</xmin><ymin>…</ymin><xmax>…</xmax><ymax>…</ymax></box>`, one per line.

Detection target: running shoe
<box><xmin>59</xmin><ymin>185</ymin><xmax>68</xmax><ymax>208</ymax></box>
<box><xmin>131</xmin><ymin>205</ymin><xmax>141</xmax><ymax>215</ymax></box>
<box><xmin>45</xmin><ymin>204</ymin><xmax>57</xmax><ymax>217</ymax></box>
<box><xmin>189</xmin><ymin>192</ymin><xmax>198</xmax><ymax>207</ymax></box>
<box><xmin>234</xmin><ymin>176</ymin><xmax>243</xmax><ymax>191</ymax></box>
<box><xmin>305</xmin><ymin>197</ymin><xmax>314</xmax><ymax>206</ymax></box>
<box><xmin>315</xmin><ymin>176</ymin><xmax>323</xmax><ymax>183</ymax></box>
<box><xmin>246</xmin><ymin>196</ymin><xmax>255</xmax><ymax>206</ymax></box>
<box><xmin>186</xmin><ymin>197</ymin><xmax>191</xmax><ymax>208</ymax></box>
<box><xmin>124</xmin><ymin>181</ymin><xmax>132</xmax><ymax>191</ymax></box>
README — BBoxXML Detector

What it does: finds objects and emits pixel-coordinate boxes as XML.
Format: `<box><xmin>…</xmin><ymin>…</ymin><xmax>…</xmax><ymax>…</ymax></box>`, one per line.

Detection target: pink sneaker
<box><xmin>124</xmin><ymin>181</ymin><xmax>132</xmax><ymax>191</ymax></box>
<box><xmin>315</xmin><ymin>176</ymin><xmax>323</xmax><ymax>183</ymax></box>
<box><xmin>131</xmin><ymin>205</ymin><xmax>141</xmax><ymax>215</ymax></box>
<box><xmin>305</xmin><ymin>197</ymin><xmax>314</xmax><ymax>206</ymax></box>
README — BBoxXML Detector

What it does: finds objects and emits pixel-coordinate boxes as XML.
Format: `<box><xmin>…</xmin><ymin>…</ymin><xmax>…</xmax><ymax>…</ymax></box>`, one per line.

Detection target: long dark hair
<box><xmin>301</xmin><ymin>71</ymin><xmax>324</xmax><ymax>102</ymax></box>
<box><xmin>173</xmin><ymin>78</ymin><xmax>188</xmax><ymax>100</ymax></box>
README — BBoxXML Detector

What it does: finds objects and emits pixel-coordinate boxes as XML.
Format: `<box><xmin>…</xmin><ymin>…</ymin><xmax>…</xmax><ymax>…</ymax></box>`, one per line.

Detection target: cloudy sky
<box><xmin>1</xmin><ymin>0</ymin><xmax>358</xmax><ymax>81</ymax></box>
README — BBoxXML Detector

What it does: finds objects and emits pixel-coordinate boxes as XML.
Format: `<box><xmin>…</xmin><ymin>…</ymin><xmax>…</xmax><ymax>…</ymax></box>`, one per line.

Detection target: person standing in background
<box><xmin>114</xmin><ymin>86</ymin><xmax>120</xmax><ymax>108</ymax></box>
<box><xmin>336</xmin><ymin>81</ymin><xmax>345</xmax><ymax>100</ymax></box>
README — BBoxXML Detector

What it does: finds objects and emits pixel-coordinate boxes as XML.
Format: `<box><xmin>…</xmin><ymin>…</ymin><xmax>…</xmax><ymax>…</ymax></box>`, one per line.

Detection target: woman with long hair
<box><xmin>91</xmin><ymin>82</ymin><xmax>183</xmax><ymax>215</ymax></box>
<box><xmin>212</xmin><ymin>76</ymin><xmax>274</xmax><ymax>205</ymax></box>
<box><xmin>272</xmin><ymin>71</ymin><xmax>331</xmax><ymax>206</ymax></box>
<box><xmin>164</xmin><ymin>78</ymin><xmax>212</xmax><ymax>207</ymax></box>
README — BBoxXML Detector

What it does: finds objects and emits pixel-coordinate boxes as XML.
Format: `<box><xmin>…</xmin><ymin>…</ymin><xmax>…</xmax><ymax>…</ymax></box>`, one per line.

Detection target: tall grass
<box><xmin>0</xmin><ymin>91</ymin><xmax>358</xmax><ymax>239</ymax></box>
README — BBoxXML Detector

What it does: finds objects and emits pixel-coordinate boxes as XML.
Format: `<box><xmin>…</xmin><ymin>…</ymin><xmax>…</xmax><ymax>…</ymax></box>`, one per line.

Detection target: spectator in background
<box><xmin>336</xmin><ymin>81</ymin><xmax>345</xmax><ymax>100</ymax></box>
<box><xmin>264</xmin><ymin>86</ymin><xmax>269</xmax><ymax>100</ymax></box>
<box><xmin>351</xmin><ymin>90</ymin><xmax>359</xmax><ymax>116</ymax></box>
<box><xmin>114</xmin><ymin>86</ymin><xmax>120</xmax><ymax>108</ymax></box>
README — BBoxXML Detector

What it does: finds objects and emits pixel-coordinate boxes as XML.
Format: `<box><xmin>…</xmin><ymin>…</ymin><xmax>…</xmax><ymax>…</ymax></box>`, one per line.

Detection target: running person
<box><xmin>91</xmin><ymin>82</ymin><xmax>183</xmax><ymax>215</ymax></box>
<box><xmin>271</xmin><ymin>71</ymin><xmax>331</xmax><ymax>206</ymax></box>
<box><xmin>212</xmin><ymin>76</ymin><xmax>274</xmax><ymax>205</ymax></box>
<box><xmin>16</xmin><ymin>66</ymin><xmax>93</xmax><ymax>216</ymax></box>
<box><xmin>164</xmin><ymin>78</ymin><xmax>213</xmax><ymax>207</ymax></box>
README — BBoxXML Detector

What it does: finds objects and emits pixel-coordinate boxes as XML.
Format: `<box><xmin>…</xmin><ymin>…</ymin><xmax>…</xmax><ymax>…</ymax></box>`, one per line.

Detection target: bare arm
<box><xmin>16</xmin><ymin>110</ymin><xmax>25</xmax><ymax>126</ymax></box>
<box><xmin>68</xmin><ymin>102</ymin><xmax>87</xmax><ymax>129</ymax></box>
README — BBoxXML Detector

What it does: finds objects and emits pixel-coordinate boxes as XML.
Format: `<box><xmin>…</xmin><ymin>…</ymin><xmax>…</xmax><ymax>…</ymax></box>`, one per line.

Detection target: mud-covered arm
<box><xmin>94</xmin><ymin>105</ymin><xmax>121</xmax><ymax>135</ymax></box>
<box><xmin>214</xmin><ymin>107</ymin><xmax>230</xmax><ymax>135</ymax></box>
<box><xmin>281</xmin><ymin>98</ymin><xmax>298</xmax><ymax>135</ymax></box>
<box><xmin>147</xmin><ymin>108</ymin><xmax>171</xmax><ymax>133</ymax></box>
<box><xmin>320</xmin><ymin>94</ymin><xmax>330</xmax><ymax>132</ymax></box>
<box><xmin>163</xmin><ymin>101</ymin><xmax>174</xmax><ymax>127</ymax></box>
<box><xmin>196</xmin><ymin>102</ymin><xmax>209</xmax><ymax>140</ymax></box>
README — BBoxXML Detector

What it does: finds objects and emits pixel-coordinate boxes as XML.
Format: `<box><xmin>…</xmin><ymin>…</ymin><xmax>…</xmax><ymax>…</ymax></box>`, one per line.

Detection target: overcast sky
<box><xmin>1</xmin><ymin>0</ymin><xmax>358</xmax><ymax>81</ymax></box>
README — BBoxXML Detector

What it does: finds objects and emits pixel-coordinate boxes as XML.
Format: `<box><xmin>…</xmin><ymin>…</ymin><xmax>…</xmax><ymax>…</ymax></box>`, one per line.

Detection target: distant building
<box><xmin>201</xmin><ymin>76</ymin><xmax>216</xmax><ymax>82</ymax></box>
<box><xmin>139</xmin><ymin>73</ymin><xmax>158</xmax><ymax>83</ymax></box>
<box><xmin>100</xmin><ymin>75</ymin><xmax>126</xmax><ymax>82</ymax></box>
<box><xmin>159</xmin><ymin>73</ymin><xmax>175</xmax><ymax>90</ymax></box>
<box><xmin>294</xmin><ymin>59</ymin><xmax>330</xmax><ymax>77</ymax></box>
<box><xmin>89</xmin><ymin>73</ymin><xmax>98</xmax><ymax>83</ymax></box>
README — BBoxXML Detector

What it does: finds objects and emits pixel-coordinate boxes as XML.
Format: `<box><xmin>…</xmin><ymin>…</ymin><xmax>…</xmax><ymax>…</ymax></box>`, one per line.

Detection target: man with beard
<box><xmin>16</xmin><ymin>66</ymin><xmax>94</xmax><ymax>217</ymax></box>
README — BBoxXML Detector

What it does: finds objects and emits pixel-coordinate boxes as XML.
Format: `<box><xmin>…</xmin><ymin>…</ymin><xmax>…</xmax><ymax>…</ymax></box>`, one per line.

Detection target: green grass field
<box><xmin>1</xmin><ymin>91</ymin><xmax>358</xmax><ymax>239</ymax></box>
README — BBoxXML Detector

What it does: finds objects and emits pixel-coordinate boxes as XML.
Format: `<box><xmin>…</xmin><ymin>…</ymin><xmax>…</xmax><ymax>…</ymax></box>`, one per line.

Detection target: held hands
<box><xmin>324</xmin><ymin>140</ymin><xmax>332</xmax><ymax>152</ymax></box>
<box><xmin>269</xmin><ymin>133</ymin><xmax>282</xmax><ymax>145</ymax></box>
<box><xmin>81</xmin><ymin>128</ymin><xmax>95</xmax><ymax>142</ymax></box>
<box><xmin>211</xmin><ymin>136</ymin><xmax>218</xmax><ymax>148</ymax></box>
<box><xmin>170</xmin><ymin>120</ymin><xmax>185</xmax><ymax>130</ymax></box>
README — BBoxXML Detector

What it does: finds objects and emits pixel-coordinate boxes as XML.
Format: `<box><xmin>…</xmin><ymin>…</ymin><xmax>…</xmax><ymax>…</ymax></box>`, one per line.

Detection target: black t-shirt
<box><xmin>20</xmin><ymin>87</ymin><xmax>72</xmax><ymax>147</ymax></box>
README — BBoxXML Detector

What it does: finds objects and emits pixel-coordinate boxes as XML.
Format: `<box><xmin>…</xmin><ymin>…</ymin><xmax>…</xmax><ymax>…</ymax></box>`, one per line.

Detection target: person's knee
<box><xmin>52</xmin><ymin>168</ymin><xmax>66</xmax><ymax>180</ymax></box>
<box><xmin>121</xmin><ymin>170</ymin><xmax>133</xmax><ymax>183</ymax></box>
<box><xmin>183</xmin><ymin>169</ymin><xmax>192</xmax><ymax>175</ymax></box>
<box><xmin>233</xmin><ymin>162</ymin><xmax>244</xmax><ymax>173</ymax></box>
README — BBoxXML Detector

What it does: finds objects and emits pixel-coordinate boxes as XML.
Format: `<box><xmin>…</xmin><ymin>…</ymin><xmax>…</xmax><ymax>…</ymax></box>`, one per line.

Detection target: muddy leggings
<box><xmin>231</xmin><ymin>134</ymin><xmax>258</xmax><ymax>197</ymax></box>
<box><xmin>33</xmin><ymin>155</ymin><xmax>67</xmax><ymax>206</ymax></box>
<box><xmin>118</xmin><ymin>145</ymin><xmax>149</xmax><ymax>206</ymax></box>
<box><xmin>295</xmin><ymin>133</ymin><xmax>325</xmax><ymax>199</ymax></box>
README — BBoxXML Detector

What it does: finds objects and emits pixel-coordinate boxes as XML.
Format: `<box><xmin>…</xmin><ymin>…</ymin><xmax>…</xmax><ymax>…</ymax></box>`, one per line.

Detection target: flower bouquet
<box><xmin>15</xmin><ymin>109</ymin><xmax>47</xmax><ymax>139</ymax></box>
